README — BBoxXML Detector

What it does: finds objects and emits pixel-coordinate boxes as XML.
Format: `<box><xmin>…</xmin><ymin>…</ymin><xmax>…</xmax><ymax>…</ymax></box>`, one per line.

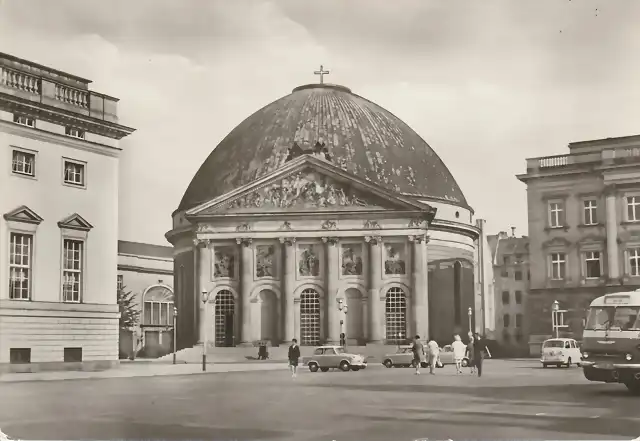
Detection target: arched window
<box><xmin>385</xmin><ymin>287</ymin><xmax>407</xmax><ymax>342</ymax></box>
<box><xmin>300</xmin><ymin>289</ymin><xmax>321</xmax><ymax>346</ymax></box>
<box><xmin>215</xmin><ymin>290</ymin><xmax>235</xmax><ymax>347</ymax></box>
<box><xmin>143</xmin><ymin>286</ymin><xmax>174</xmax><ymax>326</ymax></box>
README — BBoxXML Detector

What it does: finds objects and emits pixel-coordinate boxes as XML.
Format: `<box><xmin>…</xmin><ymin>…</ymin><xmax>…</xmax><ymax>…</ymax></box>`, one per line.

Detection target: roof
<box><xmin>118</xmin><ymin>240</ymin><xmax>173</xmax><ymax>259</ymax></box>
<box><xmin>489</xmin><ymin>234</ymin><xmax>529</xmax><ymax>265</ymax></box>
<box><xmin>178</xmin><ymin>83</ymin><xmax>468</xmax><ymax>212</ymax></box>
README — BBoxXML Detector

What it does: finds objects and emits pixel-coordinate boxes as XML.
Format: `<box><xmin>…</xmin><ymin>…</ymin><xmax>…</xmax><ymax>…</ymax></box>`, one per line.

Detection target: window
<box><xmin>515</xmin><ymin>291</ymin><xmax>522</xmax><ymax>304</ymax></box>
<box><xmin>10</xmin><ymin>348</ymin><xmax>31</xmax><ymax>364</ymax></box>
<box><xmin>117</xmin><ymin>275</ymin><xmax>124</xmax><ymax>292</ymax></box>
<box><xmin>62</xmin><ymin>239</ymin><xmax>83</xmax><ymax>302</ymax></box>
<box><xmin>516</xmin><ymin>313</ymin><xmax>523</xmax><ymax>328</ymax></box>
<box><xmin>514</xmin><ymin>271</ymin><xmax>523</xmax><ymax>281</ymax></box>
<box><xmin>628</xmin><ymin>196</ymin><xmax>640</xmax><ymax>222</ymax></box>
<box><xmin>13</xmin><ymin>114</ymin><xmax>35</xmax><ymax>127</ymax></box>
<box><xmin>549</xmin><ymin>253</ymin><xmax>566</xmax><ymax>280</ymax></box>
<box><xmin>502</xmin><ymin>291</ymin><xmax>510</xmax><ymax>305</ymax></box>
<box><xmin>11</xmin><ymin>149</ymin><xmax>35</xmax><ymax>177</ymax></box>
<box><xmin>63</xmin><ymin>160</ymin><xmax>85</xmax><ymax>186</ymax></box>
<box><xmin>64</xmin><ymin>347</ymin><xmax>82</xmax><ymax>362</ymax></box>
<box><xmin>503</xmin><ymin>314</ymin><xmax>511</xmax><ymax>327</ymax></box>
<box><xmin>548</xmin><ymin>201</ymin><xmax>565</xmax><ymax>228</ymax></box>
<box><xmin>65</xmin><ymin>127</ymin><xmax>85</xmax><ymax>139</ymax></box>
<box><xmin>143</xmin><ymin>300</ymin><xmax>174</xmax><ymax>326</ymax></box>
<box><xmin>503</xmin><ymin>256</ymin><xmax>510</xmax><ymax>265</ymax></box>
<box><xmin>584</xmin><ymin>251</ymin><xmax>602</xmax><ymax>279</ymax></box>
<box><xmin>9</xmin><ymin>233</ymin><xmax>33</xmax><ymax>300</ymax></box>
<box><xmin>501</xmin><ymin>270</ymin><xmax>509</xmax><ymax>278</ymax></box>
<box><xmin>630</xmin><ymin>248</ymin><xmax>640</xmax><ymax>276</ymax></box>
<box><xmin>583</xmin><ymin>199</ymin><xmax>598</xmax><ymax>225</ymax></box>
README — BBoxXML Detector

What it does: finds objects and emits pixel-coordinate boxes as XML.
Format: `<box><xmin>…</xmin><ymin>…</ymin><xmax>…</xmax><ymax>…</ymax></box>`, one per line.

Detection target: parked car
<box><xmin>304</xmin><ymin>345</ymin><xmax>367</xmax><ymax>372</ymax></box>
<box><xmin>437</xmin><ymin>344</ymin><xmax>470</xmax><ymax>368</ymax></box>
<box><xmin>382</xmin><ymin>345</ymin><xmax>415</xmax><ymax>368</ymax></box>
<box><xmin>541</xmin><ymin>338</ymin><xmax>582</xmax><ymax>368</ymax></box>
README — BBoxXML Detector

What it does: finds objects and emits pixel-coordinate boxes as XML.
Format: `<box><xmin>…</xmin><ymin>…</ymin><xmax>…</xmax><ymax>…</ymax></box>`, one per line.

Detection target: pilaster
<box><xmin>605</xmin><ymin>187</ymin><xmax>620</xmax><ymax>281</ymax></box>
<box><xmin>409</xmin><ymin>234</ymin><xmax>429</xmax><ymax>339</ymax></box>
<box><xmin>323</xmin><ymin>236</ymin><xmax>340</xmax><ymax>343</ymax></box>
<box><xmin>238</xmin><ymin>238</ymin><xmax>254</xmax><ymax>344</ymax></box>
<box><xmin>195</xmin><ymin>239</ymin><xmax>213</xmax><ymax>344</ymax></box>
<box><xmin>366</xmin><ymin>236</ymin><xmax>383</xmax><ymax>343</ymax></box>
<box><xmin>280</xmin><ymin>237</ymin><xmax>296</xmax><ymax>342</ymax></box>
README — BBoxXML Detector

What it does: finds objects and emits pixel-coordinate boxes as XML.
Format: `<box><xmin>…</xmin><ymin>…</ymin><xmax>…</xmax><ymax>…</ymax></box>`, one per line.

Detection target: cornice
<box><xmin>429</xmin><ymin>219</ymin><xmax>480</xmax><ymax>240</ymax></box>
<box><xmin>0</xmin><ymin>92</ymin><xmax>135</xmax><ymax>140</ymax></box>
<box><xmin>117</xmin><ymin>264</ymin><xmax>173</xmax><ymax>276</ymax></box>
<box><xmin>0</xmin><ymin>120</ymin><xmax>120</xmax><ymax>158</ymax></box>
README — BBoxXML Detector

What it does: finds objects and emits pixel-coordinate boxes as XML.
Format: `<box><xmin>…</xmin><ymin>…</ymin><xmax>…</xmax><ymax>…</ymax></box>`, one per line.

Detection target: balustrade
<box><xmin>0</xmin><ymin>67</ymin><xmax>40</xmax><ymax>94</ymax></box>
<box><xmin>54</xmin><ymin>84</ymin><xmax>88</xmax><ymax>109</ymax></box>
<box><xmin>539</xmin><ymin>155</ymin><xmax>569</xmax><ymax>168</ymax></box>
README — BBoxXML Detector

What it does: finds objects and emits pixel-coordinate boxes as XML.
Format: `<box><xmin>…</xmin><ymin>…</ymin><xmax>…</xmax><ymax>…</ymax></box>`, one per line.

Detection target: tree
<box><xmin>117</xmin><ymin>287</ymin><xmax>140</xmax><ymax>330</ymax></box>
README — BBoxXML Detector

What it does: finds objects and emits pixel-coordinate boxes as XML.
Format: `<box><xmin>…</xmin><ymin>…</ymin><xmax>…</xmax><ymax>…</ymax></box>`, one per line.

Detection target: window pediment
<box><xmin>578</xmin><ymin>234</ymin><xmax>606</xmax><ymax>246</ymax></box>
<box><xmin>57</xmin><ymin>213</ymin><xmax>93</xmax><ymax>232</ymax></box>
<box><xmin>542</xmin><ymin>237</ymin><xmax>572</xmax><ymax>249</ymax></box>
<box><xmin>3</xmin><ymin>205</ymin><xmax>43</xmax><ymax>225</ymax></box>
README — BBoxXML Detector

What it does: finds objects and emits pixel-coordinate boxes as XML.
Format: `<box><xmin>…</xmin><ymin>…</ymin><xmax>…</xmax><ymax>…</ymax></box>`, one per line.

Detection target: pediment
<box><xmin>542</xmin><ymin>237</ymin><xmax>572</xmax><ymax>248</ymax></box>
<box><xmin>578</xmin><ymin>234</ymin><xmax>605</xmax><ymax>245</ymax></box>
<box><xmin>188</xmin><ymin>156</ymin><xmax>435</xmax><ymax>217</ymax></box>
<box><xmin>57</xmin><ymin>213</ymin><xmax>93</xmax><ymax>232</ymax></box>
<box><xmin>3</xmin><ymin>205</ymin><xmax>43</xmax><ymax>225</ymax></box>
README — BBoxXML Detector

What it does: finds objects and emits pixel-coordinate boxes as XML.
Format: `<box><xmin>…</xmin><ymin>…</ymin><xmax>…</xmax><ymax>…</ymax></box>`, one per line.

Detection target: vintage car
<box><xmin>304</xmin><ymin>345</ymin><xmax>367</xmax><ymax>372</ymax></box>
<box><xmin>382</xmin><ymin>345</ymin><xmax>415</xmax><ymax>368</ymax></box>
<box><xmin>541</xmin><ymin>338</ymin><xmax>582</xmax><ymax>368</ymax></box>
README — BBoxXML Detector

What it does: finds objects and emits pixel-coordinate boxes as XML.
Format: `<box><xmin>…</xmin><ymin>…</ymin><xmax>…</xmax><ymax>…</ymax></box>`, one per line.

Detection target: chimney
<box><xmin>511</xmin><ymin>227</ymin><xmax>516</xmax><ymax>237</ymax></box>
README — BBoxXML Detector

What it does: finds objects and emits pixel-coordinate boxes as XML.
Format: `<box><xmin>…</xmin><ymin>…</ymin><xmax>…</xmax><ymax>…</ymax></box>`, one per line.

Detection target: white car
<box><xmin>541</xmin><ymin>338</ymin><xmax>582</xmax><ymax>368</ymax></box>
<box><xmin>303</xmin><ymin>345</ymin><xmax>367</xmax><ymax>372</ymax></box>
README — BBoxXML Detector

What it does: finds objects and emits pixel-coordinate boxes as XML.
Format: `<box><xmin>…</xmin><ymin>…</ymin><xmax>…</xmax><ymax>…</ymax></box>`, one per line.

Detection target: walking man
<box><xmin>473</xmin><ymin>333</ymin><xmax>491</xmax><ymax>377</ymax></box>
<box><xmin>427</xmin><ymin>336</ymin><xmax>440</xmax><ymax>375</ymax></box>
<box><xmin>411</xmin><ymin>335</ymin><xmax>426</xmax><ymax>375</ymax></box>
<box><xmin>288</xmin><ymin>338</ymin><xmax>301</xmax><ymax>378</ymax></box>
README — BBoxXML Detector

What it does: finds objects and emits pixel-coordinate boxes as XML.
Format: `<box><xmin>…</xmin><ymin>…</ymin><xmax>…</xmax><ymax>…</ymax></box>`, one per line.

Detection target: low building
<box><xmin>517</xmin><ymin>134</ymin><xmax>640</xmax><ymax>355</ymax></box>
<box><xmin>0</xmin><ymin>53</ymin><xmax>134</xmax><ymax>372</ymax></box>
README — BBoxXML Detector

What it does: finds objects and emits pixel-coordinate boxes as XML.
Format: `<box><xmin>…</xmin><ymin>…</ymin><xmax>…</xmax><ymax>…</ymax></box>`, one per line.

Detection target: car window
<box><xmin>325</xmin><ymin>348</ymin><xmax>336</xmax><ymax>355</ymax></box>
<box><xmin>543</xmin><ymin>340</ymin><xmax>564</xmax><ymax>348</ymax></box>
<box><xmin>444</xmin><ymin>346</ymin><xmax>453</xmax><ymax>352</ymax></box>
<box><xmin>335</xmin><ymin>348</ymin><xmax>345</xmax><ymax>354</ymax></box>
<box><xmin>564</xmin><ymin>341</ymin><xmax>570</xmax><ymax>349</ymax></box>
<box><xmin>313</xmin><ymin>348</ymin><xmax>323</xmax><ymax>355</ymax></box>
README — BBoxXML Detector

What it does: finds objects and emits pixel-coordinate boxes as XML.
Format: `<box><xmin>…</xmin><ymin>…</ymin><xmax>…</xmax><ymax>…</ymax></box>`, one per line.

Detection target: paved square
<box><xmin>1</xmin><ymin>360</ymin><xmax>638</xmax><ymax>440</ymax></box>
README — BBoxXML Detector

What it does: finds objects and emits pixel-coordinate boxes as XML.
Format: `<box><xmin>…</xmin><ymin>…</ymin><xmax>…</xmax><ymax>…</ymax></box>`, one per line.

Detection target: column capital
<box><xmin>321</xmin><ymin>236</ymin><xmax>339</xmax><ymax>246</ymax></box>
<box><xmin>279</xmin><ymin>237</ymin><xmax>297</xmax><ymax>246</ymax></box>
<box><xmin>364</xmin><ymin>235</ymin><xmax>383</xmax><ymax>245</ymax></box>
<box><xmin>193</xmin><ymin>238</ymin><xmax>212</xmax><ymax>248</ymax></box>
<box><xmin>408</xmin><ymin>234</ymin><xmax>429</xmax><ymax>244</ymax></box>
<box><xmin>236</xmin><ymin>237</ymin><xmax>253</xmax><ymax>247</ymax></box>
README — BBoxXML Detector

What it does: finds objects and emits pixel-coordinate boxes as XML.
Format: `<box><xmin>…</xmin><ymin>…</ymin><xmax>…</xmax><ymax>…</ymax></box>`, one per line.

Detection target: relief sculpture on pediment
<box><xmin>228</xmin><ymin>171</ymin><xmax>371</xmax><ymax>210</ymax></box>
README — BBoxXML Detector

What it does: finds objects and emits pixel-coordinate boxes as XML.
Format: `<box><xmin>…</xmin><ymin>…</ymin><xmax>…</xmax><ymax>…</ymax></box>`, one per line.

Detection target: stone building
<box><xmin>166</xmin><ymin>82</ymin><xmax>480</xmax><ymax>351</ymax></box>
<box><xmin>0</xmin><ymin>52</ymin><xmax>134</xmax><ymax>372</ymax></box>
<box><xmin>517</xmin><ymin>134</ymin><xmax>640</xmax><ymax>353</ymax></box>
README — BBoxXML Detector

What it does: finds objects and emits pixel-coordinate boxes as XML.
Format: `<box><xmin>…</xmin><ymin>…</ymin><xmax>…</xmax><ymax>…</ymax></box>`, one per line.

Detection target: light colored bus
<box><xmin>581</xmin><ymin>291</ymin><xmax>640</xmax><ymax>395</ymax></box>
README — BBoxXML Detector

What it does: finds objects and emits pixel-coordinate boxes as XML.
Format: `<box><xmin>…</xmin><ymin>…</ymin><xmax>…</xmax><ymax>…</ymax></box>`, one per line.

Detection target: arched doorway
<box><xmin>385</xmin><ymin>287</ymin><xmax>407</xmax><ymax>343</ymax></box>
<box><xmin>345</xmin><ymin>288</ymin><xmax>364</xmax><ymax>344</ymax></box>
<box><xmin>141</xmin><ymin>285</ymin><xmax>174</xmax><ymax>358</ymax></box>
<box><xmin>300</xmin><ymin>288</ymin><xmax>320</xmax><ymax>346</ymax></box>
<box><xmin>259</xmin><ymin>289</ymin><xmax>278</xmax><ymax>344</ymax></box>
<box><xmin>215</xmin><ymin>290</ymin><xmax>235</xmax><ymax>347</ymax></box>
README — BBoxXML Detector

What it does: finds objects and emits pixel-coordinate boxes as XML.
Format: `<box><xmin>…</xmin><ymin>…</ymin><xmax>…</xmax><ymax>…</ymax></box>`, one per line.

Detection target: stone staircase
<box><xmin>155</xmin><ymin>344</ymin><xmax>403</xmax><ymax>364</ymax></box>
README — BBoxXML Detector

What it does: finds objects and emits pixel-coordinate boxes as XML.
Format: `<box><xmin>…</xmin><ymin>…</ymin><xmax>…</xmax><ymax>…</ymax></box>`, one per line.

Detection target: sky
<box><xmin>1</xmin><ymin>0</ymin><xmax>639</xmax><ymax>245</ymax></box>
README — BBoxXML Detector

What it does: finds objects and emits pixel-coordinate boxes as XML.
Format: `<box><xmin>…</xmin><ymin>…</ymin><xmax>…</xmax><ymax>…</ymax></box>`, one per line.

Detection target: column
<box><xmin>196</xmin><ymin>239</ymin><xmax>213</xmax><ymax>344</ymax></box>
<box><xmin>324</xmin><ymin>238</ymin><xmax>340</xmax><ymax>343</ymax></box>
<box><xmin>605</xmin><ymin>188</ymin><xmax>620</xmax><ymax>281</ymax></box>
<box><xmin>281</xmin><ymin>238</ymin><xmax>296</xmax><ymax>342</ymax></box>
<box><xmin>411</xmin><ymin>235</ymin><xmax>429</xmax><ymax>339</ymax></box>
<box><xmin>367</xmin><ymin>237</ymin><xmax>383</xmax><ymax>343</ymax></box>
<box><xmin>239</xmin><ymin>240</ymin><xmax>253</xmax><ymax>344</ymax></box>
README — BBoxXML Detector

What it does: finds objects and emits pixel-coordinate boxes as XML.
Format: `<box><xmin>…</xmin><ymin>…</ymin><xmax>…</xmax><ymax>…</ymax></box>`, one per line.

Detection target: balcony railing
<box><xmin>1</xmin><ymin>67</ymin><xmax>40</xmax><ymax>94</ymax></box>
<box><xmin>54</xmin><ymin>84</ymin><xmax>88</xmax><ymax>109</ymax></box>
<box><xmin>539</xmin><ymin>155</ymin><xmax>569</xmax><ymax>168</ymax></box>
<box><xmin>526</xmin><ymin>147</ymin><xmax>640</xmax><ymax>174</ymax></box>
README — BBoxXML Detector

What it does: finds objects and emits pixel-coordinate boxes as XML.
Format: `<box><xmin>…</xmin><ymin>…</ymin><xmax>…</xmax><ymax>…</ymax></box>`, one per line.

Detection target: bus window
<box><xmin>611</xmin><ymin>307</ymin><xmax>640</xmax><ymax>331</ymax></box>
<box><xmin>585</xmin><ymin>307</ymin><xmax>611</xmax><ymax>330</ymax></box>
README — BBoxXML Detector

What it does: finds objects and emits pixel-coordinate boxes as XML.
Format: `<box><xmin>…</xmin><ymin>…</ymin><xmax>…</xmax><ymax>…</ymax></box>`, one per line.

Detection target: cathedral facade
<box><xmin>167</xmin><ymin>83</ymin><xmax>479</xmax><ymax>349</ymax></box>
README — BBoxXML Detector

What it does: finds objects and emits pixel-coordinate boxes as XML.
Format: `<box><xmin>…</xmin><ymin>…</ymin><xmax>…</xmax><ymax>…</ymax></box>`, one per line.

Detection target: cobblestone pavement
<box><xmin>0</xmin><ymin>360</ymin><xmax>638</xmax><ymax>440</ymax></box>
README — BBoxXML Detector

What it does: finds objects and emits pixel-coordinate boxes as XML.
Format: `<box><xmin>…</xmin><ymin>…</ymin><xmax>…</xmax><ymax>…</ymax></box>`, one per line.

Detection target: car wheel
<box><xmin>461</xmin><ymin>359</ymin><xmax>469</xmax><ymax>368</ymax></box>
<box><xmin>383</xmin><ymin>359</ymin><xmax>393</xmax><ymax>368</ymax></box>
<box><xmin>308</xmin><ymin>362</ymin><xmax>319</xmax><ymax>372</ymax></box>
<box><xmin>351</xmin><ymin>366</ymin><xmax>360</xmax><ymax>371</ymax></box>
<box><xmin>339</xmin><ymin>360</ymin><xmax>350</xmax><ymax>372</ymax></box>
<box><xmin>556</xmin><ymin>364</ymin><xmax>562</xmax><ymax>368</ymax></box>
<box><xmin>566</xmin><ymin>357</ymin><xmax>572</xmax><ymax>368</ymax></box>
<box><xmin>320</xmin><ymin>367</ymin><xmax>329</xmax><ymax>372</ymax></box>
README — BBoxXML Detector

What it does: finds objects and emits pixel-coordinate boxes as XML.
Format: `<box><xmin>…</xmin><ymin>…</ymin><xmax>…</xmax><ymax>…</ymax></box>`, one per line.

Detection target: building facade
<box><xmin>117</xmin><ymin>240</ymin><xmax>174</xmax><ymax>359</ymax></box>
<box><xmin>167</xmin><ymin>82</ymin><xmax>480</xmax><ymax>352</ymax></box>
<box><xmin>0</xmin><ymin>53</ymin><xmax>134</xmax><ymax>372</ymax></box>
<box><xmin>488</xmin><ymin>230</ymin><xmax>530</xmax><ymax>356</ymax></box>
<box><xmin>517</xmin><ymin>134</ymin><xmax>640</xmax><ymax>354</ymax></box>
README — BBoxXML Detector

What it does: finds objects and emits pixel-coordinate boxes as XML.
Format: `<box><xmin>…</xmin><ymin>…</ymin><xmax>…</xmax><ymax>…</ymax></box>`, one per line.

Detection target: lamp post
<box><xmin>552</xmin><ymin>300</ymin><xmax>560</xmax><ymax>338</ymax></box>
<box><xmin>337</xmin><ymin>298</ymin><xmax>348</xmax><ymax>347</ymax></box>
<box><xmin>467</xmin><ymin>307</ymin><xmax>473</xmax><ymax>334</ymax></box>
<box><xmin>172</xmin><ymin>306</ymin><xmax>178</xmax><ymax>365</ymax></box>
<box><xmin>201</xmin><ymin>289</ymin><xmax>210</xmax><ymax>372</ymax></box>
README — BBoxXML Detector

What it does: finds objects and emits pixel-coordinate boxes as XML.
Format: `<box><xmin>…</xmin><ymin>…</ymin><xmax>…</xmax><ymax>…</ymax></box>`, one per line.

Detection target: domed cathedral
<box><xmin>166</xmin><ymin>81</ymin><xmax>479</xmax><ymax>352</ymax></box>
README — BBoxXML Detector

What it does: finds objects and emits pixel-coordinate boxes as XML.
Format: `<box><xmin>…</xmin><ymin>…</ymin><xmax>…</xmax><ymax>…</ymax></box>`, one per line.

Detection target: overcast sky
<box><xmin>2</xmin><ymin>0</ymin><xmax>639</xmax><ymax>245</ymax></box>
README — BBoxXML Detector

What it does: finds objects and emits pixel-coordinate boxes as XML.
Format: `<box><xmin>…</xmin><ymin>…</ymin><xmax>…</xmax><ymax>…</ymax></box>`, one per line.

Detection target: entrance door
<box><xmin>224</xmin><ymin>313</ymin><xmax>234</xmax><ymax>347</ymax></box>
<box><xmin>215</xmin><ymin>290</ymin><xmax>236</xmax><ymax>347</ymax></box>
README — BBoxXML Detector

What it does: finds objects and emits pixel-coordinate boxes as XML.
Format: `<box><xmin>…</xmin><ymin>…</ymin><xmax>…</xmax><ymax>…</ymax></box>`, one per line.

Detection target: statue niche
<box><xmin>228</xmin><ymin>170</ymin><xmax>372</xmax><ymax>210</ymax></box>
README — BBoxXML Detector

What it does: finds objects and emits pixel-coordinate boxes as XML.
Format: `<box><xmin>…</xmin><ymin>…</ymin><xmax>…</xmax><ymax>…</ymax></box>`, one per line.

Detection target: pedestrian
<box><xmin>410</xmin><ymin>335</ymin><xmax>426</xmax><ymax>375</ymax></box>
<box><xmin>288</xmin><ymin>338</ymin><xmax>301</xmax><ymax>378</ymax></box>
<box><xmin>473</xmin><ymin>333</ymin><xmax>491</xmax><ymax>378</ymax></box>
<box><xmin>451</xmin><ymin>334</ymin><xmax>466</xmax><ymax>374</ymax></box>
<box><xmin>466</xmin><ymin>335</ymin><xmax>476</xmax><ymax>374</ymax></box>
<box><xmin>427</xmin><ymin>336</ymin><xmax>440</xmax><ymax>375</ymax></box>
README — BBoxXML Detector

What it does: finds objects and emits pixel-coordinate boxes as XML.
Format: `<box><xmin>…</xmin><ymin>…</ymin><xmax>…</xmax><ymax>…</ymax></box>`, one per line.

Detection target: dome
<box><xmin>178</xmin><ymin>83</ymin><xmax>468</xmax><ymax>212</ymax></box>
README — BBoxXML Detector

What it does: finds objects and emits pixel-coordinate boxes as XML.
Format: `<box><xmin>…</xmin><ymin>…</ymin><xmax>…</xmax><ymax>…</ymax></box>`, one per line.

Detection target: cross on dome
<box><xmin>314</xmin><ymin>65</ymin><xmax>330</xmax><ymax>84</ymax></box>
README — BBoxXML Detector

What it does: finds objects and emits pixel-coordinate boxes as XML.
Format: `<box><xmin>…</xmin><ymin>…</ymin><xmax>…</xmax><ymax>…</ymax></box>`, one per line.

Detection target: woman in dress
<box><xmin>451</xmin><ymin>334</ymin><xmax>466</xmax><ymax>374</ymax></box>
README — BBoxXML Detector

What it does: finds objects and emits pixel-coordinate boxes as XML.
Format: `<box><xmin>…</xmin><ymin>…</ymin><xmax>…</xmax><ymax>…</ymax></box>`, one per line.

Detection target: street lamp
<box><xmin>337</xmin><ymin>298</ymin><xmax>348</xmax><ymax>347</ymax></box>
<box><xmin>552</xmin><ymin>300</ymin><xmax>560</xmax><ymax>338</ymax></box>
<box><xmin>467</xmin><ymin>307</ymin><xmax>473</xmax><ymax>334</ymax></box>
<box><xmin>172</xmin><ymin>306</ymin><xmax>178</xmax><ymax>365</ymax></box>
<box><xmin>201</xmin><ymin>289</ymin><xmax>210</xmax><ymax>372</ymax></box>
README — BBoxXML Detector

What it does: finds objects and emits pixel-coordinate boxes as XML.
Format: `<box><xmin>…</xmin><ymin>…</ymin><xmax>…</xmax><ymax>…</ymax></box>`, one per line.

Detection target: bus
<box><xmin>581</xmin><ymin>291</ymin><xmax>640</xmax><ymax>395</ymax></box>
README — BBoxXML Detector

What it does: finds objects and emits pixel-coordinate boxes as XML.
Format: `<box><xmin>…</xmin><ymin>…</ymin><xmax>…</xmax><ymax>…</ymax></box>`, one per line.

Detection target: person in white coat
<box><xmin>426</xmin><ymin>337</ymin><xmax>440</xmax><ymax>375</ymax></box>
<box><xmin>451</xmin><ymin>334</ymin><xmax>466</xmax><ymax>374</ymax></box>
